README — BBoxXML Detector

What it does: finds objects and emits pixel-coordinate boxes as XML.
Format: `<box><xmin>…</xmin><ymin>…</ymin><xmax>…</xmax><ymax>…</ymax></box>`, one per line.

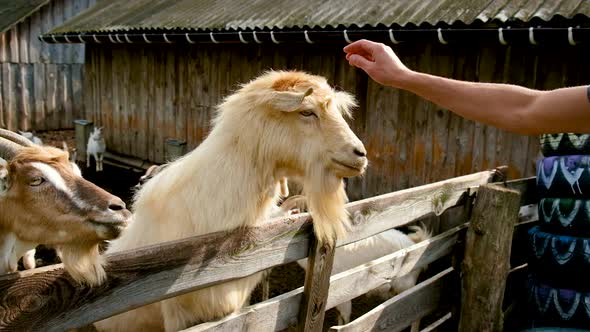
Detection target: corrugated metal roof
<box><xmin>0</xmin><ymin>0</ymin><xmax>51</xmax><ymax>33</ymax></box>
<box><xmin>49</xmin><ymin>0</ymin><xmax>590</xmax><ymax>34</ymax></box>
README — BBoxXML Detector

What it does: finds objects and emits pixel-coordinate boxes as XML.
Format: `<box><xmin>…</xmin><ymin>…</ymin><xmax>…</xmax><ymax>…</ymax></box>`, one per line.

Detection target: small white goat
<box><xmin>18</xmin><ymin>131</ymin><xmax>42</xmax><ymax>145</ymax></box>
<box><xmin>87</xmin><ymin>127</ymin><xmax>106</xmax><ymax>172</ymax></box>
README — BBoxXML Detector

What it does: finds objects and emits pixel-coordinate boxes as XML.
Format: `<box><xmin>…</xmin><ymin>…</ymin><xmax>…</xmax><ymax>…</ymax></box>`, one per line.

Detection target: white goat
<box><xmin>87</xmin><ymin>127</ymin><xmax>106</xmax><ymax>172</ymax></box>
<box><xmin>0</xmin><ymin>129</ymin><xmax>132</xmax><ymax>285</ymax></box>
<box><xmin>18</xmin><ymin>131</ymin><xmax>42</xmax><ymax>145</ymax></box>
<box><xmin>96</xmin><ymin>71</ymin><xmax>367</xmax><ymax>331</ymax></box>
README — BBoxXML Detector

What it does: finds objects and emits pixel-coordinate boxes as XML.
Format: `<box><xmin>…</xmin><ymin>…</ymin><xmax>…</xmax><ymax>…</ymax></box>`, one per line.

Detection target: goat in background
<box><xmin>87</xmin><ymin>127</ymin><xmax>106</xmax><ymax>172</ymax></box>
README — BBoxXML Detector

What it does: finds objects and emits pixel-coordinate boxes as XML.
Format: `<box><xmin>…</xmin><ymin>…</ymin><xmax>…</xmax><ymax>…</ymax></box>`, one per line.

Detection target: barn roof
<box><xmin>48</xmin><ymin>0</ymin><xmax>590</xmax><ymax>34</ymax></box>
<box><xmin>0</xmin><ymin>0</ymin><xmax>51</xmax><ymax>33</ymax></box>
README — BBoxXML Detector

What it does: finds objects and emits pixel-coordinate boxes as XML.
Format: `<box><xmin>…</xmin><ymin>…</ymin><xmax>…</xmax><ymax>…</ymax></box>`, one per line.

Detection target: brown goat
<box><xmin>0</xmin><ymin>129</ymin><xmax>132</xmax><ymax>285</ymax></box>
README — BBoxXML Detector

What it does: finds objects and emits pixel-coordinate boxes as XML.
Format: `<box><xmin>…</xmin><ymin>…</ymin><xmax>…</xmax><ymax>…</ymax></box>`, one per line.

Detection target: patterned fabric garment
<box><xmin>540</xmin><ymin>134</ymin><xmax>590</xmax><ymax>157</ymax></box>
<box><xmin>528</xmin><ymin>226</ymin><xmax>590</xmax><ymax>291</ymax></box>
<box><xmin>539</xmin><ymin>198</ymin><xmax>590</xmax><ymax>235</ymax></box>
<box><xmin>537</xmin><ymin>155</ymin><xmax>590</xmax><ymax>198</ymax></box>
<box><xmin>527</xmin><ymin>276</ymin><xmax>590</xmax><ymax>328</ymax></box>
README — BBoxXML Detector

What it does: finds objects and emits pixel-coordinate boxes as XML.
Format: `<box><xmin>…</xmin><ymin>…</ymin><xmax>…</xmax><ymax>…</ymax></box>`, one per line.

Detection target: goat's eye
<box><xmin>300</xmin><ymin>110</ymin><xmax>316</xmax><ymax>118</ymax></box>
<box><xmin>29</xmin><ymin>177</ymin><xmax>45</xmax><ymax>186</ymax></box>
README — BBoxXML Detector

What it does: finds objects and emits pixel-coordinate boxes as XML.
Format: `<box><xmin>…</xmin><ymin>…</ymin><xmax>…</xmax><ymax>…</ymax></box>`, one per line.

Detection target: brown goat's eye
<box><xmin>300</xmin><ymin>110</ymin><xmax>316</xmax><ymax>118</ymax></box>
<box><xmin>29</xmin><ymin>177</ymin><xmax>45</xmax><ymax>186</ymax></box>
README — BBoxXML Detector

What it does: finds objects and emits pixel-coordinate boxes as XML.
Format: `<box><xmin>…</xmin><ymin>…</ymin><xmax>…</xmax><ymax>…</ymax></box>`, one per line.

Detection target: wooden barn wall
<box><xmin>84</xmin><ymin>42</ymin><xmax>589</xmax><ymax>200</ymax></box>
<box><xmin>0</xmin><ymin>0</ymin><xmax>96</xmax><ymax>132</ymax></box>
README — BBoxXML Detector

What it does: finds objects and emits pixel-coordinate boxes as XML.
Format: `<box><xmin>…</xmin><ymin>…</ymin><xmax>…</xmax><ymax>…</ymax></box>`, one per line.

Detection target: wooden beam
<box><xmin>458</xmin><ymin>184</ymin><xmax>521</xmax><ymax>332</ymax></box>
<box><xmin>0</xmin><ymin>170</ymin><xmax>496</xmax><ymax>331</ymax></box>
<box><xmin>298</xmin><ymin>238</ymin><xmax>336</xmax><ymax>332</ymax></box>
<box><xmin>329</xmin><ymin>267</ymin><xmax>455</xmax><ymax>332</ymax></box>
<box><xmin>338</xmin><ymin>169</ymin><xmax>498</xmax><ymax>247</ymax></box>
<box><xmin>187</xmin><ymin>225</ymin><xmax>465</xmax><ymax>332</ymax></box>
<box><xmin>492</xmin><ymin>176</ymin><xmax>536</xmax><ymax>206</ymax></box>
<box><xmin>420</xmin><ymin>312</ymin><xmax>452</xmax><ymax>332</ymax></box>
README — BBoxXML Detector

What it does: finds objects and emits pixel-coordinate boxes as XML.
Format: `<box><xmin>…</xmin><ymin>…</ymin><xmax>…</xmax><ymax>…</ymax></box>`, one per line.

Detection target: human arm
<box><xmin>343</xmin><ymin>39</ymin><xmax>590</xmax><ymax>135</ymax></box>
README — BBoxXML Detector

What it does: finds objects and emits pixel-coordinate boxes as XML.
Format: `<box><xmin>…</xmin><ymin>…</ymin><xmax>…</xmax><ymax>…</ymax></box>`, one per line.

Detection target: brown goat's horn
<box><xmin>0</xmin><ymin>128</ymin><xmax>34</xmax><ymax>147</ymax></box>
<box><xmin>0</xmin><ymin>136</ymin><xmax>23</xmax><ymax>160</ymax></box>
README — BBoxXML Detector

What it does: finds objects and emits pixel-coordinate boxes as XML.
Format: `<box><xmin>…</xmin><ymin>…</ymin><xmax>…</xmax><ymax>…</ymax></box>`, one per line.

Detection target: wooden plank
<box><xmin>38</xmin><ymin>4</ymin><xmax>51</xmax><ymax>63</ymax></box>
<box><xmin>20</xmin><ymin>64</ymin><xmax>33</xmax><ymax>130</ymax></box>
<box><xmin>28</xmin><ymin>11</ymin><xmax>41</xmax><ymax>63</ymax></box>
<box><xmin>147</xmin><ymin>48</ymin><xmax>156</xmax><ymax>161</ymax></box>
<box><xmin>56</xmin><ymin>64</ymin><xmax>67</xmax><ymax>128</ymax></box>
<box><xmin>338</xmin><ymin>169</ymin><xmax>497</xmax><ymax>247</ymax></box>
<box><xmin>33</xmin><ymin>64</ymin><xmax>46</xmax><ymax>130</ymax></box>
<box><xmin>0</xmin><ymin>32</ymin><xmax>7</xmax><ymax>62</ymax></box>
<box><xmin>45</xmin><ymin>63</ymin><xmax>58</xmax><ymax>129</ymax></box>
<box><xmin>18</xmin><ymin>20</ymin><xmax>29</xmax><ymax>63</ymax></box>
<box><xmin>62</xmin><ymin>0</ymin><xmax>74</xmax><ymax>64</ymax></box>
<box><xmin>71</xmin><ymin>0</ymin><xmax>86</xmax><ymax>64</ymax></box>
<box><xmin>65</xmin><ymin>64</ymin><xmax>75</xmax><ymax>127</ymax></box>
<box><xmin>298</xmin><ymin>239</ymin><xmax>336</xmax><ymax>332</ymax></box>
<box><xmin>10</xmin><ymin>24</ymin><xmax>19</xmax><ymax>63</ymax></box>
<box><xmin>420</xmin><ymin>312</ymin><xmax>452</xmax><ymax>332</ymax></box>
<box><xmin>72</xmin><ymin>64</ymin><xmax>83</xmax><ymax>122</ymax></box>
<box><xmin>329</xmin><ymin>267</ymin><xmax>455</xmax><ymax>332</ymax></box>
<box><xmin>2</xmin><ymin>63</ymin><xmax>16</xmax><ymax>130</ymax></box>
<box><xmin>458</xmin><ymin>184</ymin><xmax>521</xmax><ymax>332</ymax></box>
<box><xmin>138</xmin><ymin>47</ymin><xmax>149</xmax><ymax>159</ymax></box>
<box><xmin>0</xmin><ymin>218</ymin><xmax>313</xmax><ymax>331</ymax></box>
<box><xmin>164</xmin><ymin>49</ymin><xmax>176</xmax><ymax>160</ymax></box>
<box><xmin>50</xmin><ymin>0</ymin><xmax>63</xmax><ymax>63</ymax></box>
<box><xmin>154</xmin><ymin>49</ymin><xmax>166</xmax><ymax>162</ymax></box>
<box><xmin>0</xmin><ymin>65</ymin><xmax>3</xmax><ymax>128</ymax></box>
<box><xmin>0</xmin><ymin>170</ymin><xmax>494</xmax><ymax>331</ymax></box>
<box><xmin>188</xmin><ymin>224</ymin><xmax>464</xmax><ymax>332</ymax></box>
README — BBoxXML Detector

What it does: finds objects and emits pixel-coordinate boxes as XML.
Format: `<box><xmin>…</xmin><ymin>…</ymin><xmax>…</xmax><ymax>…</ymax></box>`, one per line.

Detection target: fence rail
<box><xmin>0</xmin><ymin>168</ymin><xmax>511</xmax><ymax>331</ymax></box>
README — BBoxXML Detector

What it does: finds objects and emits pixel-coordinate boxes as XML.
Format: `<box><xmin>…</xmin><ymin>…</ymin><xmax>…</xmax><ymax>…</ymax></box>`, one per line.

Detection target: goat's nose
<box><xmin>353</xmin><ymin>146</ymin><xmax>367</xmax><ymax>157</ymax></box>
<box><xmin>108</xmin><ymin>197</ymin><xmax>126</xmax><ymax>211</ymax></box>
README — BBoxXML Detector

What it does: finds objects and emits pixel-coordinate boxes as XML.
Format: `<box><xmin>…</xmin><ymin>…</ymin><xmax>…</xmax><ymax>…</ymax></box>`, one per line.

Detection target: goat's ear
<box><xmin>333</xmin><ymin>91</ymin><xmax>357</xmax><ymax>118</ymax></box>
<box><xmin>0</xmin><ymin>158</ymin><xmax>10</xmax><ymax>195</ymax></box>
<box><xmin>269</xmin><ymin>88</ymin><xmax>313</xmax><ymax>113</ymax></box>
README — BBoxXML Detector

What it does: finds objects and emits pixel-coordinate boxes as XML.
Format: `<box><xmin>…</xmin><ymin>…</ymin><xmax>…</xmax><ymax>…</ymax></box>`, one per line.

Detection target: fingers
<box><xmin>343</xmin><ymin>39</ymin><xmax>379</xmax><ymax>55</ymax></box>
<box><xmin>347</xmin><ymin>54</ymin><xmax>374</xmax><ymax>70</ymax></box>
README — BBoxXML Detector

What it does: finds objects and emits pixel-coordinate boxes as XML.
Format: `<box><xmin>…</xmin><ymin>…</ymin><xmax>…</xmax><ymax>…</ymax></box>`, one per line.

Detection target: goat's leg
<box><xmin>86</xmin><ymin>153</ymin><xmax>91</xmax><ymax>168</ymax></box>
<box><xmin>99</xmin><ymin>154</ymin><xmax>104</xmax><ymax>171</ymax></box>
<box><xmin>0</xmin><ymin>232</ymin><xmax>16</xmax><ymax>274</ymax></box>
<box><xmin>22</xmin><ymin>249</ymin><xmax>36</xmax><ymax>269</ymax></box>
<box><xmin>336</xmin><ymin>301</ymin><xmax>352</xmax><ymax>325</ymax></box>
<box><xmin>14</xmin><ymin>241</ymin><xmax>37</xmax><ymax>270</ymax></box>
<box><xmin>93</xmin><ymin>153</ymin><xmax>99</xmax><ymax>172</ymax></box>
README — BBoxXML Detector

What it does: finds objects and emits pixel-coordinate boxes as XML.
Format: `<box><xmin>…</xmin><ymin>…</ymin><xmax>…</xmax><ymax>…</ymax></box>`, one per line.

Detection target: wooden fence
<box><xmin>0</xmin><ymin>167</ymin><xmax>536</xmax><ymax>331</ymax></box>
<box><xmin>0</xmin><ymin>0</ymin><xmax>96</xmax><ymax>131</ymax></box>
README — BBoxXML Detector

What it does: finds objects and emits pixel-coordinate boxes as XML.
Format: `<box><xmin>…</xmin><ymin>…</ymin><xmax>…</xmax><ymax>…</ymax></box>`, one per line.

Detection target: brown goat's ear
<box><xmin>269</xmin><ymin>87</ymin><xmax>313</xmax><ymax>112</ymax></box>
<box><xmin>0</xmin><ymin>158</ymin><xmax>10</xmax><ymax>195</ymax></box>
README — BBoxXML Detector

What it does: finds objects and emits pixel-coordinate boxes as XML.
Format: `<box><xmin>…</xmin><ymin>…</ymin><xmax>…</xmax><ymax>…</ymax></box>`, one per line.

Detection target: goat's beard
<box><xmin>303</xmin><ymin>164</ymin><xmax>350</xmax><ymax>244</ymax></box>
<box><xmin>60</xmin><ymin>243</ymin><xmax>106</xmax><ymax>286</ymax></box>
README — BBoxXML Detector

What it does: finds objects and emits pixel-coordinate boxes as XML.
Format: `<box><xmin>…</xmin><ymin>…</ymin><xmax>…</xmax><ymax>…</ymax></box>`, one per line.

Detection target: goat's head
<box><xmin>0</xmin><ymin>129</ymin><xmax>132</xmax><ymax>285</ymax></box>
<box><xmin>216</xmin><ymin>71</ymin><xmax>368</xmax><ymax>243</ymax></box>
<box><xmin>90</xmin><ymin>127</ymin><xmax>104</xmax><ymax>140</ymax></box>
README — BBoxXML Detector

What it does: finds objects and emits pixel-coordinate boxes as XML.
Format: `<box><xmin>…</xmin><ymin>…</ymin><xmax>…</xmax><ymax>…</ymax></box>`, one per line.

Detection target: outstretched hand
<box><xmin>343</xmin><ymin>39</ymin><xmax>413</xmax><ymax>88</ymax></box>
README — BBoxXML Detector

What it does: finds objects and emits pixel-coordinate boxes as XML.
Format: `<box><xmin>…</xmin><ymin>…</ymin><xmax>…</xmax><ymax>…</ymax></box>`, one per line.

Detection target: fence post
<box><xmin>298</xmin><ymin>236</ymin><xmax>336</xmax><ymax>332</ymax></box>
<box><xmin>74</xmin><ymin>119</ymin><xmax>93</xmax><ymax>163</ymax></box>
<box><xmin>458</xmin><ymin>184</ymin><xmax>521</xmax><ymax>332</ymax></box>
<box><xmin>165</xmin><ymin>139</ymin><xmax>187</xmax><ymax>161</ymax></box>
